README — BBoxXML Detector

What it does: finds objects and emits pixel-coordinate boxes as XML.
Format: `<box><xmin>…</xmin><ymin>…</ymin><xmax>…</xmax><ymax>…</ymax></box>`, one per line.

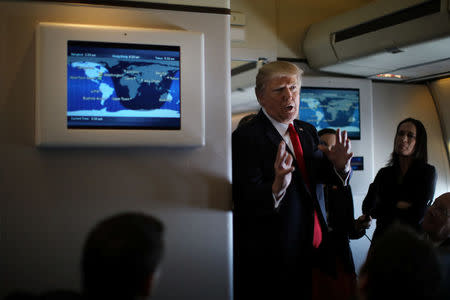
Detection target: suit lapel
<box><xmin>288</xmin><ymin>120</ymin><xmax>313</xmax><ymax>198</ymax></box>
<box><xmin>259</xmin><ymin>111</ymin><xmax>328</xmax><ymax>227</ymax></box>
<box><xmin>258</xmin><ymin>109</ymin><xmax>284</xmax><ymax>148</ymax></box>
<box><xmin>258</xmin><ymin>111</ymin><xmax>315</xmax><ymax>197</ymax></box>
<box><xmin>293</xmin><ymin>121</ymin><xmax>311</xmax><ymax>155</ymax></box>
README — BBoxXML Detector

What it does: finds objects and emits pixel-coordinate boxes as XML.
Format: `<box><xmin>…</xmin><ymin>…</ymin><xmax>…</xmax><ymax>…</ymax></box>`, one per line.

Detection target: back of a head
<box><xmin>82</xmin><ymin>212</ymin><xmax>164</xmax><ymax>300</ymax></box>
<box><xmin>255</xmin><ymin>61</ymin><xmax>303</xmax><ymax>98</ymax></box>
<box><xmin>237</xmin><ymin>113</ymin><xmax>257</xmax><ymax>128</ymax></box>
<box><xmin>361</xmin><ymin>224</ymin><xmax>441</xmax><ymax>300</ymax></box>
<box><xmin>423</xmin><ymin>192</ymin><xmax>450</xmax><ymax>243</ymax></box>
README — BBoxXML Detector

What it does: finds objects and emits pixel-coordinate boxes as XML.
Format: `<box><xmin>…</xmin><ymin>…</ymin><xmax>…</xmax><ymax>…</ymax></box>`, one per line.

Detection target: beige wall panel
<box><xmin>429</xmin><ymin>77</ymin><xmax>450</xmax><ymax>167</ymax></box>
<box><xmin>230</xmin><ymin>0</ymin><xmax>278</xmax><ymax>60</ymax></box>
<box><xmin>230</xmin><ymin>0</ymin><xmax>375</xmax><ymax>59</ymax></box>
<box><xmin>0</xmin><ymin>1</ymin><xmax>232</xmax><ymax>299</ymax></box>
<box><xmin>277</xmin><ymin>0</ymin><xmax>374</xmax><ymax>58</ymax></box>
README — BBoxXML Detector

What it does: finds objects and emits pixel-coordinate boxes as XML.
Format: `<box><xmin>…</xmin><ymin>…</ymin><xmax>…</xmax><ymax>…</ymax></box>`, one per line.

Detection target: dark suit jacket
<box><xmin>232</xmin><ymin>110</ymin><xmax>344</xmax><ymax>299</ymax></box>
<box><xmin>323</xmin><ymin>184</ymin><xmax>364</xmax><ymax>276</ymax></box>
<box><xmin>362</xmin><ymin>162</ymin><xmax>436</xmax><ymax>241</ymax></box>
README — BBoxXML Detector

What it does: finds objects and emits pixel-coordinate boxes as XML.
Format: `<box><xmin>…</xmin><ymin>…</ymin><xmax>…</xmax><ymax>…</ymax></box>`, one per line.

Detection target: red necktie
<box><xmin>288</xmin><ymin>123</ymin><xmax>322</xmax><ymax>248</ymax></box>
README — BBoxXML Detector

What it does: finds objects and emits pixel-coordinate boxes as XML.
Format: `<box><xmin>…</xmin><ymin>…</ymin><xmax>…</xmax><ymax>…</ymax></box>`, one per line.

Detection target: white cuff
<box><xmin>273</xmin><ymin>191</ymin><xmax>285</xmax><ymax>208</ymax></box>
<box><xmin>334</xmin><ymin>167</ymin><xmax>351</xmax><ymax>186</ymax></box>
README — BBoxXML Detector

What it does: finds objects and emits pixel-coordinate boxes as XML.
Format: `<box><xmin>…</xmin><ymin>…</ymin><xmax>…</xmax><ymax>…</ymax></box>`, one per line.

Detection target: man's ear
<box><xmin>255</xmin><ymin>89</ymin><xmax>263</xmax><ymax>106</ymax></box>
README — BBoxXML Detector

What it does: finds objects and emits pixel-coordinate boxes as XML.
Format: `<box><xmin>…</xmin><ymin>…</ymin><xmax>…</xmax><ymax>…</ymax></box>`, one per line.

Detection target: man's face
<box><xmin>422</xmin><ymin>193</ymin><xmax>450</xmax><ymax>241</ymax></box>
<box><xmin>258</xmin><ymin>75</ymin><xmax>300</xmax><ymax>124</ymax></box>
<box><xmin>319</xmin><ymin>133</ymin><xmax>336</xmax><ymax>148</ymax></box>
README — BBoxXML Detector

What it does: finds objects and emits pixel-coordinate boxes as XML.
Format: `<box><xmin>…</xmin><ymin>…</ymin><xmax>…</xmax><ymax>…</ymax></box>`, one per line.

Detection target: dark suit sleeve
<box><xmin>349</xmin><ymin>224</ymin><xmax>366</xmax><ymax>240</ymax></box>
<box><xmin>362</xmin><ymin>169</ymin><xmax>385</xmax><ymax>217</ymax></box>
<box><xmin>232</xmin><ymin>126</ymin><xmax>278</xmax><ymax>216</ymax></box>
<box><xmin>362</xmin><ymin>182</ymin><xmax>376</xmax><ymax>216</ymax></box>
<box><xmin>341</xmin><ymin>186</ymin><xmax>366</xmax><ymax>240</ymax></box>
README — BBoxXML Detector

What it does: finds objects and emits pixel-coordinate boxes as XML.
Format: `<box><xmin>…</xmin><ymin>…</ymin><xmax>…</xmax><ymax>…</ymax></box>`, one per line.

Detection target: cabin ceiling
<box><xmin>302</xmin><ymin>0</ymin><xmax>450</xmax><ymax>83</ymax></box>
<box><xmin>231</xmin><ymin>0</ymin><xmax>450</xmax><ymax>113</ymax></box>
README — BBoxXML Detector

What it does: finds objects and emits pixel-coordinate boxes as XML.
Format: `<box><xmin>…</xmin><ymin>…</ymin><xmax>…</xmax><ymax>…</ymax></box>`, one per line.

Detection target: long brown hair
<box><xmin>388</xmin><ymin>117</ymin><xmax>428</xmax><ymax>166</ymax></box>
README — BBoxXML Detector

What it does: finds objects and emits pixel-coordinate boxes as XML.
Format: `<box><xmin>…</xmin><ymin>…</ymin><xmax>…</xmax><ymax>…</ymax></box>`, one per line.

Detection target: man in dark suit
<box><xmin>317</xmin><ymin>128</ymin><xmax>371</xmax><ymax>300</ymax></box>
<box><xmin>232</xmin><ymin>61</ymin><xmax>353</xmax><ymax>300</ymax></box>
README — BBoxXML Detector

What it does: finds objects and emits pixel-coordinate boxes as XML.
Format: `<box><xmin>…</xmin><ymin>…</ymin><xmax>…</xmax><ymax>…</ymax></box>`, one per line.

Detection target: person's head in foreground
<box><xmin>357</xmin><ymin>223</ymin><xmax>442</xmax><ymax>300</ymax></box>
<box><xmin>82</xmin><ymin>212</ymin><xmax>164</xmax><ymax>300</ymax></box>
<box><xmin>423</xmin><ymin>192</ymin><xmax>450</xmax><ymax>244</ymax></box>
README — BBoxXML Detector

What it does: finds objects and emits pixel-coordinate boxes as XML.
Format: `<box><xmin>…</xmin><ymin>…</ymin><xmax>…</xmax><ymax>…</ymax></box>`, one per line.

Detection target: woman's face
<box><xmin>395</xmin><ymin>121</ymin><xmax>417</xmax><ymax>157</ymax></box>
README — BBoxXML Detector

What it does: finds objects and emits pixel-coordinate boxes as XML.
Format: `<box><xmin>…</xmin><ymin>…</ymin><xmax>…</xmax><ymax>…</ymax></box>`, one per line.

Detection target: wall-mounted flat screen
<box><xmin>67</xmin><ymin>41</ymin><xmax>180</xmax><ymax>130</ymax></box>
<box><xmin>36</xmin><ymin>22</ymin><xmax>205</xmax><ymax>147</ymax></box>
<box><xmin>351</xmin><ymin>156</ymin><xmax>364</xmax><ymax>171</ymax></box>
<box><xmin>299</xmin><ymin>87</ymin><xmax>361</xmax><ymax>140</ymax></box>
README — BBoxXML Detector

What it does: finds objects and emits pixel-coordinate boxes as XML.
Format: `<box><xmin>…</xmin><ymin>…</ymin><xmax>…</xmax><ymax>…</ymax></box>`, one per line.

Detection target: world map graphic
<box><xmin>66</xmin><ymin>41</ymin><xmax>181</xmax><ymax>129</ymax></box>
<box><xmin>299</xmin><ymin>87</ymin><xmax>360</xmax><ymax>139</ymax></box>
<box><xmin>67</xmin><ymin>59</ymin><xmax>180</xmax><ymax>116</ymax></box>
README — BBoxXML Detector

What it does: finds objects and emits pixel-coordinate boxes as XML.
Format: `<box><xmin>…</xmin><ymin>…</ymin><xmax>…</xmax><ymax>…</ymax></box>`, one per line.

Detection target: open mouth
<box><xmin>285</xmin><ymin>105</ymin><xmax>294</xmax><ymax>111</ymax></box>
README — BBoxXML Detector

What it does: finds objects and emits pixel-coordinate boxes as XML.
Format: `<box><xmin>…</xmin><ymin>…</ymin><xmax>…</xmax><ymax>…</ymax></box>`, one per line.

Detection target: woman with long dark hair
<box><xmin>362</xmin><ymin>118</ymin><xmax>437</xmax><ymax>242</ymax></box>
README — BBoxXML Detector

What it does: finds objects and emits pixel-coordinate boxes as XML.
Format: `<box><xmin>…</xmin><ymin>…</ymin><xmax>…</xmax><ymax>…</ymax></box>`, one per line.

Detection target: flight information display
<box><xmin>67</xmin><ymin>41</ymin><xmax>181</xmax><ymax>129</ymax></box>
<box><xmin>299</xmin><ymin>87</ymin><xmax>361</xmax><ymax>139</ymax></box>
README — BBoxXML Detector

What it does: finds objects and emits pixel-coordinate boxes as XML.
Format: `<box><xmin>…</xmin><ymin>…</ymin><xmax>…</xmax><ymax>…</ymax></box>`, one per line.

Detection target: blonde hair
<box><xmin>255</xmin><ymin>61</ymin><xmax>303</xmax><ymax>98</ymax></box>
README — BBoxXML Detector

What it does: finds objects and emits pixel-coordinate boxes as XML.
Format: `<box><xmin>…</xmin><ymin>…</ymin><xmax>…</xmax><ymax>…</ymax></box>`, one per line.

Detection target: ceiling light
<box><xmin>375</xmin><ymin>73</ymin><xmax>404</xmax><ymax>79</ymax></box>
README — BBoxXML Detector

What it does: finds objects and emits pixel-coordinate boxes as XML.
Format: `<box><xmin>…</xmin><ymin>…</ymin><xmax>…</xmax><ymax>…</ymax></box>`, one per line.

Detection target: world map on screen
<box><xmin>67</xmin><ymin>57</ymin><xmax>180</xmax><ymax>117</ymax></box>
<box><xmin>299</xmin><ymin>87</ymin><xmax>361</xmax><ymax>139</ymax></box>
<box><xmin>66</xmin><ymin>41</ymin><xmax>181</xmax><ymax>129</ymax></box>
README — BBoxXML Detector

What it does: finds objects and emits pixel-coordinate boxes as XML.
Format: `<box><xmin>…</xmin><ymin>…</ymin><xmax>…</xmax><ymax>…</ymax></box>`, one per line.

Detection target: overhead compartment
<box><xmin>303</xmin><ymin>0</ymin><xmax>450</xmax><ymax>81</ymax></box>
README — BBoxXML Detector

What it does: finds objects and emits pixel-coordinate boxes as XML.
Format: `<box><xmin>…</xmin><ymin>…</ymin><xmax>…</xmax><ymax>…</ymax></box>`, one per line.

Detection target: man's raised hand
<box><xmin>272</xmin><ymin>141</ymin><xmax>295</xmax><ymax>199</ymax></box>
<box><xmin>318</xmin><ymin>128</ymin><xmax>353</xmax><ymax>173</ymax></box>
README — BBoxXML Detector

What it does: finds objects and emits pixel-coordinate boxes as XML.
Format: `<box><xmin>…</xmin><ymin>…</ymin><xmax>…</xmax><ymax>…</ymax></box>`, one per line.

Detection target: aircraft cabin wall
<box><xmin>0</xmin><ymin>1</ymin><xmax>232</xmax><ymax>299</ymax></box>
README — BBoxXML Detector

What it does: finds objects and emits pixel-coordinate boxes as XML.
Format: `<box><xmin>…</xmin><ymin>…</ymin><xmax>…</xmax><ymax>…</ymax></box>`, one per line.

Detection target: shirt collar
<box><xmin>262</xmin><ymin>107</ymin><xmax>291</xmax><ymax>137</ymax></box>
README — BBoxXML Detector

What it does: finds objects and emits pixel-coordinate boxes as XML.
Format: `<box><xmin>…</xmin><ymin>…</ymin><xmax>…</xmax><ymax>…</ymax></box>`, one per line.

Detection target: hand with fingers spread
<box><xmin>272</xmin><ymin>140</ymin><xmax>295</xmax><ymax>199</ymax></box>
<box><xmin>318</xmin><ymin>128</ymin><xmax>353</xmax><ymax>173</ymax></box>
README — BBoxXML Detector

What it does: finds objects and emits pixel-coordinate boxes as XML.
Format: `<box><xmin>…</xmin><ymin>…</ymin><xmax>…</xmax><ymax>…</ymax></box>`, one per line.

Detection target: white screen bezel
<box><xmin>36</xmin><ymin>22</ymin><xmax>205</xmax><ymax>147</ymax></box>
<box><xmin>301</xmin><ymin>75</ymin><xmax>374</xmax><ymax>196</ymax></box>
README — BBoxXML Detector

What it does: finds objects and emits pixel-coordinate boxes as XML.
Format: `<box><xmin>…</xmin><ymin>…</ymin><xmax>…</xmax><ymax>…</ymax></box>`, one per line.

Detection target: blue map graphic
<box><xmin>299</xmin><ymin>87</ymin><xmax>360</xmax><ymax>139</ymax></box>
<box><xmin>67</xmin><ymin>41</ymin><xmax>180</xmax><ymax>129</ymax></box>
